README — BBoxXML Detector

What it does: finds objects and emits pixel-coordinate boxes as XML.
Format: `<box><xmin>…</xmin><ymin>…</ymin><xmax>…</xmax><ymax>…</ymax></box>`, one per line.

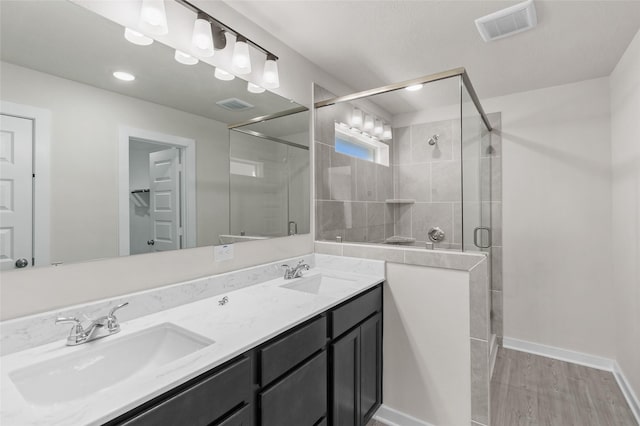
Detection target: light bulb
<box><xmin>113</xmin><ymin>71</ymin><xmax>135</xmax><ymax>82</ymax></box>
<box><xmin>191</xmin><ymin>13</ymin><xmax>214</xmax><ymax>57</ymax></box>
<box><xmin>138</xmin><ymin>0</ymin><xmax>168</xmax><ymax>36</ymax></box>
<box><xmin>215</xmin><ymin>68</ymin><xmax>235</xmax><ymax>81</ymax></box>
<box><xmin>174</xmin><ymin>50</ymin><xmax>198</xmax><ymax>65</ymax></box>
<box><xmin>263</xmin><ymin>54</ymin><xmax>279</xmax><ymax>89</ymax></box>
<box><xmin>124</xmin><ymin>28</ymin><xmax>153</xmax><ymax>46</ymax></box>
<box><xmin>232</xmin><ymin>36</ymin><xmax>251</xmax><ymax>75</ymax></box>
<box><xmin>374</xmin><ymin>119</ymin><xmax>383</xmax><ymax>135</ymax></box>
<box><xmin>382</xmin><ymin>125</ymin><xmax>392</xmax><ymax>140</ymax></box>
<box><xmin>363</xmin><ymin>114</ymin><xmax>374</xmax><ymax>131</ymax></box>
<box><xmin>351</xmin><ymin>108</ymin><xmax>363</xmax><ymax>128</ymax></box>
<box><xmin>247</xmin><ymin>82</ymin><xmax>265</xmax><ymax>93</ymax></box>
<box><xmin>405</xmin><ymin>84</ymin><xmax>423</xmax><ymax>92</ymax></box>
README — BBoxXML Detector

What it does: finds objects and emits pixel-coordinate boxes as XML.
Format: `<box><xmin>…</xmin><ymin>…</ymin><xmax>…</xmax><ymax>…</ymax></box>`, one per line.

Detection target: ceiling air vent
<box><xmin>475</xmin><ymin>0</ymin><xmax>537</xmax><ymax>42</ymax></box>
<box><xmin>216</xmin><ymin>98</ymin><xmax>254</xmax><ymax>111</ymax></box>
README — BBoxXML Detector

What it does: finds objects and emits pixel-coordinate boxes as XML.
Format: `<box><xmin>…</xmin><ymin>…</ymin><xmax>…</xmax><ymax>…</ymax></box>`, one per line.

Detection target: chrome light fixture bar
<box><xmin>175</xmin><ymin>0</ymin><xmax>280</xmax><ymax>89</ymax></box>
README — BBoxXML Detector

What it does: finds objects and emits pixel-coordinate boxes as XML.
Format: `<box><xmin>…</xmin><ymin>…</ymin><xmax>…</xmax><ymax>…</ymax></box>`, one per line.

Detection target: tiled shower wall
<box><xmin>313</xmin><ymin>83</ymin><xmax>503</xmax><ymax>343</ymax></box>
<box><xmin>314</xmin><ymin>86</ymin><xmax>395</xmax><ymax>243</ymax></box>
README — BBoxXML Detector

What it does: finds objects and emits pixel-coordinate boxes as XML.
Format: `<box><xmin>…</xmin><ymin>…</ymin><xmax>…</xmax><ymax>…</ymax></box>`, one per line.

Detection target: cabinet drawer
<box><xmin>260</xmin><ymin>316</ymin><xmax>326</xmax><ymax>386</ymax></box>
<box><xmin>330</xmin><ymin>286</ymin><xmax>381</xmax><ymax>338</ymax></box>
<box><xmin>216</xmin><ymin>403</ymin><xmax>253</xmax><ymax>426</ymax></box>
<box><xmin>119</xmin><ymin>356</ymin><xmax>252</xmax><ymax>426</ymax></box>
<box><xmin>260</xmin><ymin>351</ymin><xmax>327</xmax><ymax>426</ymax></box>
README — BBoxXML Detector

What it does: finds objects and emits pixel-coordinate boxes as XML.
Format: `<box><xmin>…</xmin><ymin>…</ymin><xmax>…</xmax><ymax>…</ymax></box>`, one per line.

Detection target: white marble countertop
<box><xmin>0</xmin><ymin>266</ymin><xmax>384</xmax><ymax>426</ymax></box>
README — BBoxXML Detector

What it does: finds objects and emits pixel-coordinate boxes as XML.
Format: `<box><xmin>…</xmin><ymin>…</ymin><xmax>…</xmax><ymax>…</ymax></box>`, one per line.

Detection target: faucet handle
<box><xmin>281</xmin><ymin>264</ymin><xmax>290</xmax><ymax>270</ymax></box>
<box><xmin>108</xmin><ymin>302</ymin><xmax>129</xmax><ymax>318</ymax></box>
<box><xmin>107</xmin><ymin>302</ymin><xmax>128</xmax><ymax>332</ymax></box>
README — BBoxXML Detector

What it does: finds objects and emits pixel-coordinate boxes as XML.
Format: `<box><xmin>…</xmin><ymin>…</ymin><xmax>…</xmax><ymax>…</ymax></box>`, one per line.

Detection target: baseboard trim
<box><xmin>503</xmin><ymin>337</ymin><xmax>640</xmax><ymax>425</ymax></box>
<box><xmin>502</xmin><ymin>337</ymin><xmax>614</xmax><ymax>371</ymax></box>
<box><xmin>373</xmin><ymin>405</ymin><xmax>435</xmax><ymax>426</ymax></box>
<box><xmin>490</xmin><ymin>333</ymin><xmax>498</xmax><ymax>379</ymax></box>
<box><xmin>613</xmin><ymin>361</ymin><xmax>640</xmax><ymax>425</ymax></box>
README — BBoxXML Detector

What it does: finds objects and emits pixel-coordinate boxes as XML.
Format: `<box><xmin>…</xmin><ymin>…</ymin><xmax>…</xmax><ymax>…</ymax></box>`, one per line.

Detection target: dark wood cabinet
<box><xmin>329</xmin><ymin>287</ymin><xmax>383</xmax><ymax>426</ymax></box>
<box><xmin>106</xmin><ymin>284</ymin><xmax>382</xmax><ymax>426</ymax></box>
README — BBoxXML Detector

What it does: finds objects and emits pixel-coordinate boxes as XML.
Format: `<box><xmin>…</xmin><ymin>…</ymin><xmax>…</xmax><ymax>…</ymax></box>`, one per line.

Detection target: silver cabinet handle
<box><xmin>15</xmin><ymin>258</ymin><xmax>29</xmax><ymax>268</ymax></box>
<box><xmin>473</xmin><ymin>227</ymin><xmax>492</xmax><ymax>249</ymax></box>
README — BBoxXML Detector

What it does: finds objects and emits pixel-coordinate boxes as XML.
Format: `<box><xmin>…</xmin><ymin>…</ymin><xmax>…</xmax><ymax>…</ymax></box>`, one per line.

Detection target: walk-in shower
<box><xmin>314</xmin><ymin>67</ymin><xmax>497</xmax><ymax>254</ymax></box>
<box><xmin>313</xmin><ymin>67</ymin><xmax>503</xmax><ymax>339</ymax></box>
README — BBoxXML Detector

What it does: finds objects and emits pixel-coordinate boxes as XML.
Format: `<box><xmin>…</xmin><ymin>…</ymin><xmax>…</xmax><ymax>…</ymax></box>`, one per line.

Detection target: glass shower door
<box><xmin>461</xmin><ymin>78</ymin><xmax>492</xmax><ymax>253</ymax></box>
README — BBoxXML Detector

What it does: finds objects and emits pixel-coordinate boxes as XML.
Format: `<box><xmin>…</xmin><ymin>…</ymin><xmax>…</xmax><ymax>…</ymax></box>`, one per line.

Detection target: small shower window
<box><xmin>334</xmin><ymin>123</ymin><xmax>389</xmax><ymax>166</ymax></box>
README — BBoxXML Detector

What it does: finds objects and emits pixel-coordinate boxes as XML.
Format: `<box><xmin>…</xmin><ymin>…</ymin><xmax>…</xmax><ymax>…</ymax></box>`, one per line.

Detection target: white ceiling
<box><xmin>225</xmin><ymin>0</ymin><xmax>640</xmax><ymax>115</ymax></box>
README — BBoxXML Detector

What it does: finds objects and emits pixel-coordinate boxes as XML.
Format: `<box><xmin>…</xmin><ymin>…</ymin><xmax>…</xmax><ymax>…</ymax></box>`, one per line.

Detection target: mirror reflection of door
<box><xmin>129</xmin><ymin>140</ymin><xmax>182</xmax><ymax>255</ymax></box>
<box><xmin>0</xmin><ymin>114</ymin><xmax>32</xmax><ymax>270</ymax></box>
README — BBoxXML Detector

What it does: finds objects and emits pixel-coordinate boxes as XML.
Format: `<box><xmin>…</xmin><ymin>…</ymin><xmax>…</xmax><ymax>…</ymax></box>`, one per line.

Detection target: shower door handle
<box><xmin>473</xmin><ymin>227</ymin><xmax>492</xmax><ymax>249</ymax></box>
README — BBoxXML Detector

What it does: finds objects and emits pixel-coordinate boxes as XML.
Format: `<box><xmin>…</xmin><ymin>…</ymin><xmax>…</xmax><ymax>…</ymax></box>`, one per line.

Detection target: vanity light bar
<box><xmin>174</xmin><ymin>0</ymin><xmax>278</xmax><ymax>60</ymax></box>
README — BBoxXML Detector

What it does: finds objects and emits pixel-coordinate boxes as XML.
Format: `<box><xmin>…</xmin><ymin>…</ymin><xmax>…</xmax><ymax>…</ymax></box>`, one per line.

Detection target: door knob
<box><xmin>147</xmin><ymin>239</ymin><xmax>155</xmax><ymax>246</ymax></box>
<box><xmin>15</xmin><ymin>258</ymin><xmax>29</xmax><ymax>268</ymax></box>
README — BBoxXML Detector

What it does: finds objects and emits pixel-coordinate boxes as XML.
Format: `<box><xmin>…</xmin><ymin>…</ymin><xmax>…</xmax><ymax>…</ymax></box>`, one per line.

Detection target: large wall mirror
<box><xmin>0</xmin><ymin>0</ymin><xmax>310</xmax><ymax>270</ymax></box>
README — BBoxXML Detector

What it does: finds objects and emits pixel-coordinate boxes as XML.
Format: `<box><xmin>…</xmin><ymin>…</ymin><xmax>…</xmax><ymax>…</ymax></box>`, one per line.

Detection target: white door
<box><xmin>149</xmin><ymin>148</ymin><xmax>181</xmax><ymax>252</ymax></box>
<box><xmin>0</xmin><ymin>114</ymin><xmax>33</xmax><ymax>270</ymax></box>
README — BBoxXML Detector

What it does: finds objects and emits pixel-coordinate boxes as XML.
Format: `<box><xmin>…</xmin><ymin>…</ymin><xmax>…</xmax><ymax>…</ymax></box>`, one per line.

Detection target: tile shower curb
<box><xmin>315</xmin><ymin>241</ymin><xmax>491</xmax><ymax>425</ymax></box>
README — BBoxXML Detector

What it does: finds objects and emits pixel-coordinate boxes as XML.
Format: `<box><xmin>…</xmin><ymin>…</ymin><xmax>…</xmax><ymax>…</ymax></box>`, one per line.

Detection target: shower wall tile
<box><xmin>491</xmin><ymin>246</ymin><xmax>502</xmax><ymax>291</ymax></box>
<box><xmin>355</xmin><ymin>159</ymin><xmax>377</xmax><ymax>201</ymax></box>
<box><xmin>431</xmin><ymin>161</ymin><xmax>462</xmax><ymax>202</ymax></box>
<box><xmin>491</xmin><ymin>290</ymin><xmax>503</xmax><ymax>337</ymax></box>
<box><xmin>469</xmin><ymin>261</ymin><xmax>490</xmax><ymax>341</ymax></box>
<box><xmin>329</xmin><ymin>150</ymin><xmax>356</xmax><ymax>201</ymax></box>
<box><xmin>315</xmin><ymin>142</ymin><xmax>331</xmax><ymax>200</ymax></box>
<box><xmin>345</xmin><ymin>201</ymin><xmax>367</xmax><ymax>231</ymax></box>
<box><xmin>470</xmin><ymin>338</ymin><xmax>490</xmax><ymax>425</ymax></box>
<box><xmin>392</xmin><ymin>126</ymin><xmax>411</xmax><ymax>165</ymax></box>
<box><xmin>315</xmin><ymin>105</ymin><xmax>336</xmax><ymax>146</ymax></box>
<box><xmin>367</xmin><ymin>225</ymin><xmax>385</xmax><ymax>243</ymax></box>
<box><xmin>367</xmin><ymin>202</ymin><xmax>385</xmax><ymax>227</ymax></box>
<box><xmin>317</xmin><ymin>200</ymin><xmax>346</xmax><ymax>231</ymax></box>
<box><xmin>411</xmin><ymin>119</ymin><xmax>454</xmax><ymax>162</ymax></box>
<box><xmin>454</xmin><ymin>202</ymin><xmax>462</xmax><ymax>244</ymax></box>
<box><xmin>492</xmin><ymin>158</ymin><xmax>502</xmax><ymax>202</ymax></box>
<box><xmin>395</xmin><ymin>163</ymin><xmax>430</xmax><ymax>201</ymax></box>
<box><xmin>491</xmin><ymin>202</ymin><xmax>502</xmax><ymax>246</ymax></box>
<box><xmin>376</xmin><ymin>163</ymin><xmax>394</xmax><ymax>201</ymax></box>
<box><xmin>346</xmin><ymin>226</ymin><xmax>367</xmax><ymax>242</ymax></box>
<box><xmin>395</xmin><ymin>205</ymin><xmax>412</xmax><ymax>237</ymax></box>
<box><xmin>411</xmin><ymin>202</ymin><xmax>454</xmax><ymax>244</ymax></box>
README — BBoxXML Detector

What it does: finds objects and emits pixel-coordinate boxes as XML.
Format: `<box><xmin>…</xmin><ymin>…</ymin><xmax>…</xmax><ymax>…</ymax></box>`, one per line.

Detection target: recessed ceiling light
<box><xmin>405</xmin><ymin>84</ymin><xmax>423</xmax><ymax>92</ymax></box>
<box><xmin>113</xmin><ymin>71</ymin><xmax>135</xmax><ymax>82</ymax></box>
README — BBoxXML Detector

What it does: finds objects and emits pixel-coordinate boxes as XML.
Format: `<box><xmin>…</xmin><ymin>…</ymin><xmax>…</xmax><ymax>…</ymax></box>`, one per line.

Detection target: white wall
<box><xmin>611</xmin><ymin>29</ymin><xmax>640</xmax><ymax>398</ymax></box>
<box><xmin>482</xmin><ymin>78</ymin><xmax>616</xmax><ymax>358</ymax></box>
<box><xmin>384</xmin><ymin>263</ymin><xmax>471</xmax><ymax>425</ymax></box>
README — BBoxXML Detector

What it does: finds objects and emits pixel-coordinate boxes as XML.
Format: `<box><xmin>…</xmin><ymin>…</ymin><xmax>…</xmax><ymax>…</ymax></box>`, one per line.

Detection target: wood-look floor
<box><xmin>492</xmin><ymin>348</ymin><xmax>638</xmax><ymax>426</ymax></box>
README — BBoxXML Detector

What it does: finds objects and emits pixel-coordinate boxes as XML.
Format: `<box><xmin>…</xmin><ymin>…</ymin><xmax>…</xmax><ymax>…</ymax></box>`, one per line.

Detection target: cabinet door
<box><xmin>260</xmin><ymin>351</ymin><xmax>327</xmax><ymax>426</ymax></box>
<box><xmin>331</xmin><ymin>327</ymin><xmax>360</xmax><ymax>426</ymax></box>
<box><xmin>359</xmin><ymin>313</ymin><xmax>382</xmax><ymax>425</ymax></box>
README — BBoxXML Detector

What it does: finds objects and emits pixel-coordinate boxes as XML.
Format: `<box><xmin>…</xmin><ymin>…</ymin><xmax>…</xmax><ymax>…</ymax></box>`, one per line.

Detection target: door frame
<box><xmin>0</xmin><ymin>100</ymin><xmax>51</xmax><ymax>267</ymax></box>
<box><xmin>118</xmin><ymin>126</ymin><xmax>196</xmax><ymax>256</ymax></box>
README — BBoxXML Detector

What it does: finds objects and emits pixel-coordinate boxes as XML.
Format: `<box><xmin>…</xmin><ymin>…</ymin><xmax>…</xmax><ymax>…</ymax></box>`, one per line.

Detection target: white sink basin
<box><xmin>280</xmin><ymin>274</ymin><xmax>359</xmax><ymax>296</ymax></box>
<box><xmin>9</xmin><ymin>323</ymin><xmax>213</xmax><ymax>406</ymax></box>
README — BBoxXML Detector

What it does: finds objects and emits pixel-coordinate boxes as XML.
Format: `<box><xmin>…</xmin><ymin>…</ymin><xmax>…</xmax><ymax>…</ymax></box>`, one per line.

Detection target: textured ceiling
<box><xmin>224</xmin><ymin>0</ymin><xmax>640</xmax><ymax>114</ymax></box>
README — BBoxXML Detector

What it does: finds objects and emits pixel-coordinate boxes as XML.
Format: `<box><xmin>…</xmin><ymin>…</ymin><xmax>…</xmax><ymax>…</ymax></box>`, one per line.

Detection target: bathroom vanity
<box><xmin>106</xmin><ymin>285</ymin><xmax>382</xmax><ymax>426</ymax></box>
<box><xmin>0</xmin><ymin>257</ymin><xmax>384</xmax><ymax>426</ymax></box>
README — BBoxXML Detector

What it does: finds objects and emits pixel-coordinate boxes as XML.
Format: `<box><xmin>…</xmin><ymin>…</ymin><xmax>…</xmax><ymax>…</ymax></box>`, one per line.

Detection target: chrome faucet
<box><xmin>55</xmin><ymin>302</ymin><xmax>129</xmax><ymax>346</ymax></box>
<box><xmin>282</xmin><ymin>260</ymin><xmax>310</xmax><ymax>279</ymax></box>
